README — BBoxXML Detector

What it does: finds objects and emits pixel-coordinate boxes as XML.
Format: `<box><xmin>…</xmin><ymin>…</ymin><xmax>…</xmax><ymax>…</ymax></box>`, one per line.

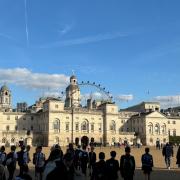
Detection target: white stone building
<box><xmin>0</xmin><ymin>76</ymin><xmax>180</xmax><ymax>147</ymax></box>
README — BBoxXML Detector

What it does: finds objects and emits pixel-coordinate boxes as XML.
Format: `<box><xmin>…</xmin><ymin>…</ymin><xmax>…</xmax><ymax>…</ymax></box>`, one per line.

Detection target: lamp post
<box><xmin>71</xmin><ymin>102</ymin><xmax>74</xmax><ymax>144</ymax></box>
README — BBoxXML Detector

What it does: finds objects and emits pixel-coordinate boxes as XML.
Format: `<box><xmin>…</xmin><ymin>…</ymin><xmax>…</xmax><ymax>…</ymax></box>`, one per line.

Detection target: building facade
<box><xmin>0</xmin><ymin>76</ymin><xmax>180</xmax><ymax>147</ymax></box>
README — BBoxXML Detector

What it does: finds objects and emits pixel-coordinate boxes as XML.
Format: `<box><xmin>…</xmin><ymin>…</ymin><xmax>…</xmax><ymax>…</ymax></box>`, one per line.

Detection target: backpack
<box><xmin>142</xmin><ymin>154</ymin><xmax>153</xmax><ymax>167</ymax></box>
<box><xmin>17</xmin><ymin>151</ymin><xmax>25</xmax><ymax>166</ymax></box>
<box><xmin>81</xmin><ymin>151</ymin><xmax>88</xmax><ymax>163</ymax></box>
<box><xmin>123</xmin><ymin>156</ymin><xmax>134</xmax><ymax>173</ymax></box>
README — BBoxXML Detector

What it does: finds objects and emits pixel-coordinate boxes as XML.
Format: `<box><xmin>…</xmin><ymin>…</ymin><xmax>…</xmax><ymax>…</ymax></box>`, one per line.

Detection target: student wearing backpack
<box><xmin>120</xmin><ymin>146</ymin><xmax>135</xmax><ymax>180</ymax></box>
<box><xmin>74</xmin><ymin>145</ymin><xmax>82</xmax><ymax>170</ymax></box>
<box><xmin>91</xmin><ymin>152</ymin><xmax>106</xmax><ymax>180</ymax></box>
<box><xmin>6</xmin><ymin>145</ymin><xmax>17</xmax><ymax>180</ymax></box>
<box><xmin>80</xmin><ymin>145</ymin><xmax>89</xmax><ymax>176</ymax></box>
<box><xmin>0</xmin><ymin>146</ymin><xmax>6</xmax><ymax>166</ymax></box>
<box><xmin>141</xmin><ymin>148</ymin><xmax>153</xmax><ymax>180</ymax></box>
<box><xmin>88</xmin><ymin>146</ymin><xmax>96</xmax><ymax>176</ymax></box>
<box><xmin>105</xmin><ymin>151</ymin><xmax>119</xmax><ymax>180</ymax></box>
<box><xmin>17</xmin><ymin>145</ymin><xmax>28</xmax><ymax>177</ymax></box>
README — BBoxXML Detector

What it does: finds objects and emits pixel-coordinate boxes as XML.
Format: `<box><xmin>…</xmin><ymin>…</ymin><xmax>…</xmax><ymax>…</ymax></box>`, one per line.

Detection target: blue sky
<box><xmin>0</xmin><ymin>0</ymin><xmax>180</xmax><ymax>109</ymax></box>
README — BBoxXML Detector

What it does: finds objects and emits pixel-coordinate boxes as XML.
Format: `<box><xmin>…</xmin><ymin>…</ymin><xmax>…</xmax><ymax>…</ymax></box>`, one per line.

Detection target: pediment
<box><xmin>146</xmin><ymin>111</ymin><xmax>167</xmax><ymax>119</ymax></box>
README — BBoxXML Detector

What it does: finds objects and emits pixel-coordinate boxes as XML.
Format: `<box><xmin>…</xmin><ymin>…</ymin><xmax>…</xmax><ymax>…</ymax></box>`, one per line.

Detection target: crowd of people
<box><xmin>0</xmin><ymin>142</ymin><xmax>180</xmax><ymax>180</ymax></box>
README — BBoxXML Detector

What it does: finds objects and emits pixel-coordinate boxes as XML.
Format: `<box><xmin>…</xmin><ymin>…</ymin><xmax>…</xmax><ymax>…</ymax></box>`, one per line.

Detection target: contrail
<box><xmin>24</xmin><ymin>0</ymin><xmax>29</xmax><ymax>47</ymax></box>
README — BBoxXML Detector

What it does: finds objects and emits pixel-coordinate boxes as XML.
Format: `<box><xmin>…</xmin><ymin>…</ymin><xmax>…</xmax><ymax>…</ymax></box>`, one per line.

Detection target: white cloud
<box><xmin>116</xmin><ymin>94</ymin><xmax>134</xmax><ymax>102</ymax></box>
<box><xmin>153</xmin><ymin>95</ymin><xmax>180</xmax><ymax>108</ymax></box>
<box><xmin>43</xmin><ymin>91</ymin><xmax>61</xmax><ymax>98</ymax></box>
<box><xmin>40</xmin><ymin>32</ymin><xmax>128</xmax><ymax>48</ymax></box>
<box><xmin>0</xmin><ymin>68</ymin><xmax>69</xmax><ymax>90</ymax></box>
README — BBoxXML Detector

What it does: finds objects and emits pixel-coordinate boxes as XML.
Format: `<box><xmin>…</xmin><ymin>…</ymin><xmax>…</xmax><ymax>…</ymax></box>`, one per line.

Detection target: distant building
<box><xmin>0</xmin><ymin>75</ymin><xmax>180</xmax><ymax>147</ymax></box>
<box><xmin>17</xmin><ymin>102</ymin><xmax>28</xmax><ymax>112</ymax></box>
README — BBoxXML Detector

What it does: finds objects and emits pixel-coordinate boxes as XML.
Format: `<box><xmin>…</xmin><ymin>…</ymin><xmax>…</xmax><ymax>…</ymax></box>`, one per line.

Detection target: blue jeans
<box><xmin>165</xmin><ymin>156</ymin><xmax>171</xmax><ymax>167</ymax></box>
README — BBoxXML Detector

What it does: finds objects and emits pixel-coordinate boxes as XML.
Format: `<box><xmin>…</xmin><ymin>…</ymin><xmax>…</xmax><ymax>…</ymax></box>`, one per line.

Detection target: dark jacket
<box><xmin>46</xmin><ymin>160</ymin><xmax>74</xmax><ymax>180</ymax></box>
<box><xmin>162</xmin><ymin>144</ymin><xmax>173</xmax><ymax>157</ymax></box>
<box><xmin>176</xmin><ymin>146</ymin><xmax>180</xmax><ymax>164</ymax></box>
<box><xmin>120</xmin><ymin>154</ymin><xmax>135</xmax><ymax>178</ymax></box>
<box><xmin>91</xmin><ymin>160</ymin><xmax>106</xmax><ymax>180</ymax></box>
<box><xmin>89</xmin><ymin>152</ymin><xmax>96</xmax><ymax>165</ymax></box>
<box><xmin>105</xmin><ymin>158</ymin><xmax>119</xmax><ymax>180</ymax></box>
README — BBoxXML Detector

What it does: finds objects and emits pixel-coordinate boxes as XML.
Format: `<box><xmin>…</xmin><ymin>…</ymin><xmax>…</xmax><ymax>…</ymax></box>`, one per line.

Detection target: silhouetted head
<box><xmin>110</xmin><ymin>151</ymin><xmax>116</xmax><ymax>158</ymax></box>
<box><xmin>69</xmin><ymin>143</ymin><xmax>73</xmax><ymax>149</ymax></box>
<box><xmin>11</xmin><ymin>145</ymin><xmax>16</xmax><ymax>152</ymax></box>
<box><xmin>0</xmin><ymin>146</ymin><xmax>5</xmax><ymax>152</ymax></box>
<box><xmin>99</xmin><ymin>152</ymin><xmax>105</xmax><ymax>160</ymax></box>
<box><xmin>54</xmin><ymin>144</ymin><xmax>61</xmax><ymax>150</ymax></box>
<box><xmin>125</xmin><ymin>146</ymin><xmax>131</xmax><ymax>154</ymax></box>
<box><xmin>145</xmin><ymin>147</ymin><xmax>149</xmax><ymax>153</ymax></box>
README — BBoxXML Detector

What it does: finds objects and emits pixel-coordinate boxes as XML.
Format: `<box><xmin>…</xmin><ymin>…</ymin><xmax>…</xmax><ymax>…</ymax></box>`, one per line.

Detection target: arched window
<box><xmin>11</xmin><ymin>138</ymin><xmax>15</xmax><ymax>143</ymax></box>
<box><xmin>162</xmin><ymin>124</ymin><xmax>166</xmax><ymax>134</ymax></box>
<box><xmin>53</xmin><ymin>119</ymin><xmax>60</xmax><ymax>133</ymax></box>
<box><xmin>6</xmin><ymin>125</ymin><xmax>9</xmax><ymax>131</ymax></box>
<box><xmin>154</xmin><ymin>123</ymin><xmax>160</xmax><ymax>134</ymax></box>
<box><xmin>81</xmin><ymin>120</ymin><xmax>89</xmax><ymax>131</ymax></box>
<box><xmin>110</xmin><ymin>120</ymin><xmax>116</xmax><ymax>132</ymax></box>
<box><xmin>2</xmin><ymin>138</ymin><xmax>6</xmax><ymax>143</ymax></box>
<box><xmin>148</xmin><ymin>123</ymin><xmax>153</xmax><ymax>134</ymax></box>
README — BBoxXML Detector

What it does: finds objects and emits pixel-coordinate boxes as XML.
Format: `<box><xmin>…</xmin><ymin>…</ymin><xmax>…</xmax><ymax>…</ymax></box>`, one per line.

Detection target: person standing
<box><xmin>80</xmin><ymin>145</ymin><xmax>89</xmax><ymax>176</ymax></box>
<box><xmin>6</xmin><ymin>145</ymin><xmax>17</xmax><ymax>180</ymax></box>
<box><xmin>105</xmin><ymin>151</ymin><xmax>119</xmax><ymax>180</ymax></box>
<box><xmin>89</xmin><ymin>146</ymin><xmax>96</xmax><ymax>176</ymax></box>
<box><xmin>162</xmin><ymin>143</ymin><xmax>173</xmax><ymax>169</ymax></box>
<box><xmin>17</xmin><ymin>145</ymin><xmax>27</xmax><ymax>177</ymax></box>
<box><xmin>176</xmin><ymin>145</ymin><xmax>180</xmax><ymax>168</ymax></box>
<box><xmin>141</xmin><ymin>148</ymin><xmax>153</xmax><ymax>180</ymax></box>
<box><xmin>46</xmin><ymin>152</ymin><xmax>75</xmax><ymax>180</ymax></box>
<box><xmin>74</xmin><ymin>145</ymin><xmax>82</xmax><ymax>171</ymax></box>
<box><xmin>91</xmin><ymin>152</ymin><xmax>106</xmax><ymax>180</ymax></box>
<box><xmin>0</xmin><ymin>146</ymin><xmax>6</xmax><ymax>166</ymax></box>
<box><xmin>33</xmin><ymin>146</ymin><xmax>45</xmax><ymax>180</ymax></box>
<box><xmin>120</xmin><ymin>146</ymin><xmax>135</xmax><ymax>180</ymax></box>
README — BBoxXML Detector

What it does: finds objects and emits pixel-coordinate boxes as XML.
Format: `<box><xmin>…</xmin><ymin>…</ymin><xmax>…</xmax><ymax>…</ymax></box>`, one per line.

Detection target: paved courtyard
<box><xmin>5</xmin><ymin>146</ymin><xmax>180</xmax><ymax>179</ymax></box>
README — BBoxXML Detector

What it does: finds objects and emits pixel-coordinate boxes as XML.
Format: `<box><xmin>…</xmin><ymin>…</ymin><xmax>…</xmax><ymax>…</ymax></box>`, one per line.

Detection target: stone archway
<box><xmin>81</xmin><ymin>136</ymin><xmax>89</xmax><ymax>146</ymax></box>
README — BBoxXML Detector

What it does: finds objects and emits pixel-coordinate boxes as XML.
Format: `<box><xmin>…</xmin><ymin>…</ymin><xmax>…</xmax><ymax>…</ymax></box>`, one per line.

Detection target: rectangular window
<box><xmin>31</xmin><ymin>116</ymin><xmax>34</xmax><ymax>121</ymax></box>
<box><xmin>168</xmin><ymin>121</ymin><xmax>170</xmax><ymax>124</ymax></box>
<box><xmin>173</xmin><ymin>121</ymin><xmax>176</xmax><ymax>124</ymax></box>
<box><xmin>75</xmin><ymin>123</ymin><xmax>79</xmax><ymax>131</ymax></box>
<box><xmin>66</xmin><ymin>123</ymin><xmax>69</xmax><ymax>131</ymax></box>
<box><xmin>91</xmin><ymin>124</ymin><xmax>94</xmax><ymax>132</ymax></box>
<box><xmin>7</xmin><ymin>115</ymin><xmax>10</xmax><ymax>120</ymax></box>
<box><xmin>15</xmin><ymin>116</ymin><xmax>18</xmax><ymax>120</ymax></box>
<box><xmin>55</xmin><ymin>104</ymin><xmax>58</xmax><ymax>108</ymax></box>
